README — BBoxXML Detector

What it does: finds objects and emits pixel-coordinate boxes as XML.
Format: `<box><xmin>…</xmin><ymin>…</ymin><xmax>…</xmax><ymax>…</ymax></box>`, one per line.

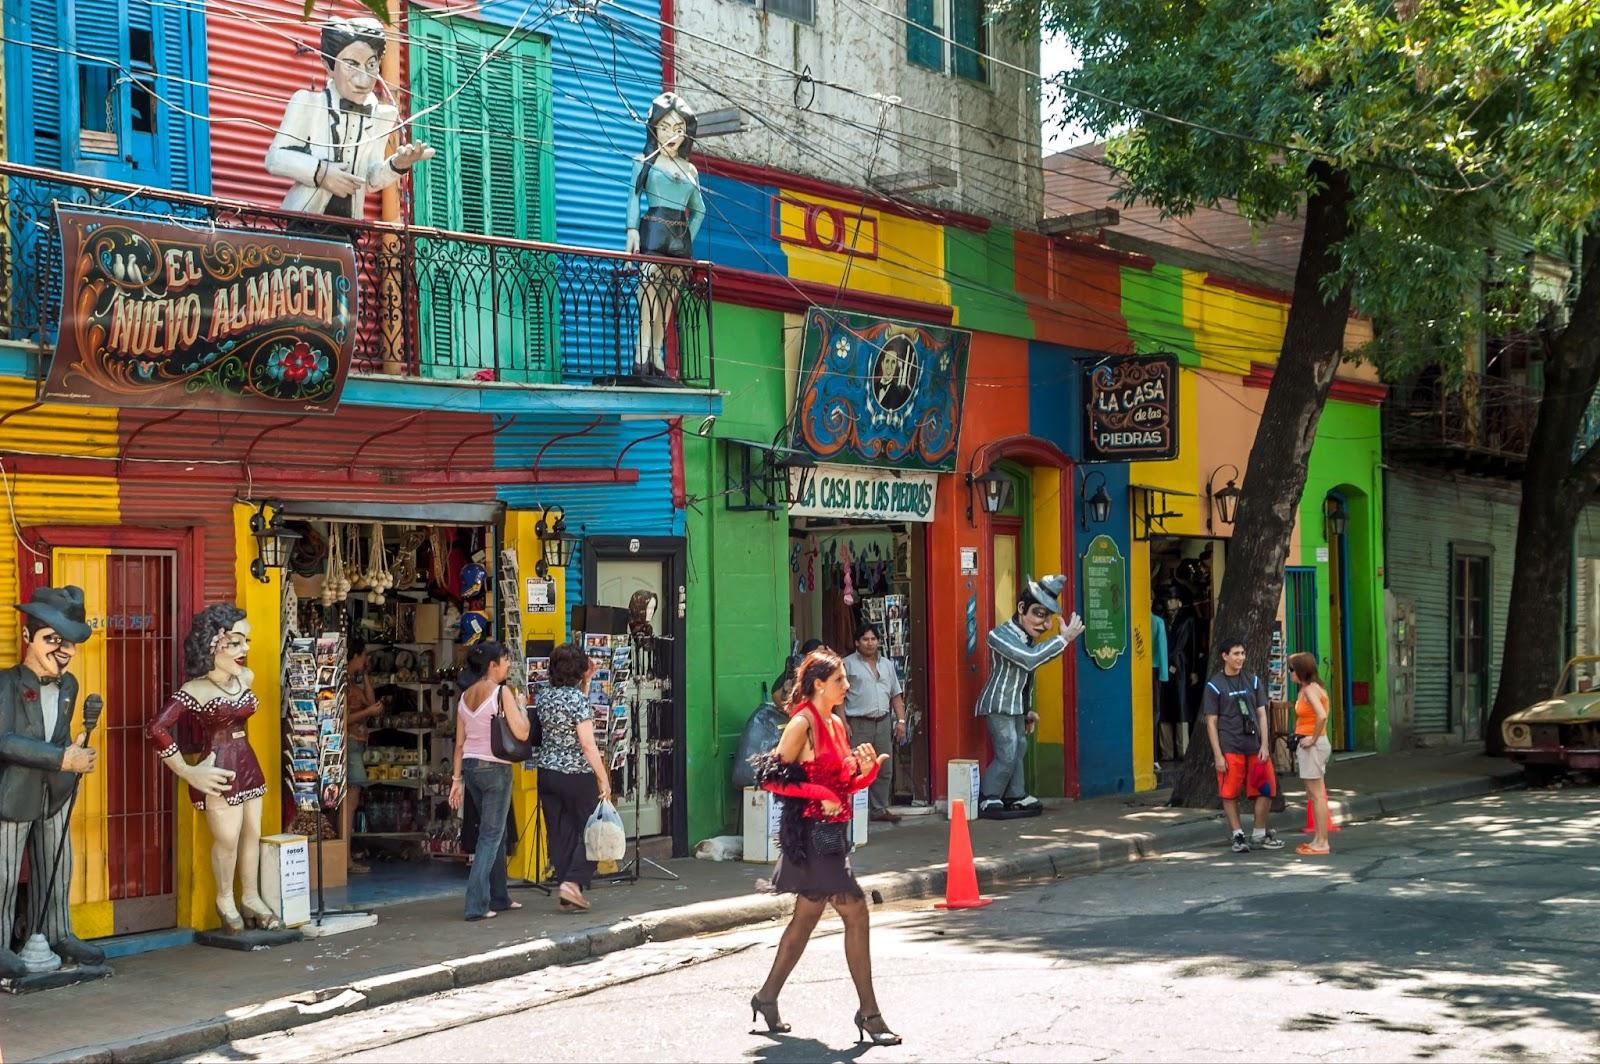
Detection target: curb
<box><xmin>43</xmin><ymin>769</ymin><xmax>1522</xmax><ymax>1063</ymax></box>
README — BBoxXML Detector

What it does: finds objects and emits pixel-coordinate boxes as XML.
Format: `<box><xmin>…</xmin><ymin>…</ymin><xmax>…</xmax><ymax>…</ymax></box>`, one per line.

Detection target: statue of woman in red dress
<box><xmin>149</xmin><ymin>604</ymin><xmax>279</xmax><ymax>933</ymax></box>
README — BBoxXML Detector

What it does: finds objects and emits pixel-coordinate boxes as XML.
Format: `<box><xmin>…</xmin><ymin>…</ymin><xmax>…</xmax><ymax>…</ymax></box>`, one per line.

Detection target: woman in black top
<box><xmin>535</xmin><ymin>643</ymin><xmax>612</xmax><ymax>912</ymax></box>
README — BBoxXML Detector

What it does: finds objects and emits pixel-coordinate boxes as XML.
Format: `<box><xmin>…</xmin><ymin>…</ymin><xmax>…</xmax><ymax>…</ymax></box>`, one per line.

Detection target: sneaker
<box><xmin>978</xmin><ymin>797</ymin><xmax>1005</xmax><ymax>814</ymax></box>
<box><xmin>1230</xmin><ymin>830</ymin><xmax>1251</xmax><ymax>853</ymax></box>
<box><xmin>1007</xmin><ymin>795</ymin><xmax>1041</xmax><ymax>810</ymax></box>
<box><xmin>1258</xmin><ymin>829</ymin><xmax>1285</xmax><ymax>850</ymax></box>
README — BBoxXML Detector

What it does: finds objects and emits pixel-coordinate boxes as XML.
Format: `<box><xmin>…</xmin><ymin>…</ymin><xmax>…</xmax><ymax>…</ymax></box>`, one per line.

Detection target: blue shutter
<box><xmin>952</xmin><ymin>0</ymin><xmax>986</xmax><ymax>81</ymax></box>
<box><xmin>7</xmin><ymin>0</ymin><xmax>68</xmax><ymax>168</ymax></box>
<box><xmin>156</xmin><ymin>0</ymin><xmax>209</xmax><ymax>192</ymax></box>
<box><xmin>906</xmin><ymin>0</ymin><xmax>944</xmax><ymax>72</ymax></box>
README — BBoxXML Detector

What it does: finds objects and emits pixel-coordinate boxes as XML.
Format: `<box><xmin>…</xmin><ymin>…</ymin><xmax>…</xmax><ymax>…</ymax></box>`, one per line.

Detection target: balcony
<box><xmin>0</xmin><ymin>162</ymin><xmax>714</xmax><ymax>392</ymax></box>
<box><xmin>1383</xmin><ymin>370</ymin><xmax>1539</xmax><ymax>475</ymax></box>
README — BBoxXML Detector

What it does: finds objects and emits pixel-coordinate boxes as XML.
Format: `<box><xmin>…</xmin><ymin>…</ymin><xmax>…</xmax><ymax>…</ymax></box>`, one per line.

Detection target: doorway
<box><xmin>1450</xmin><ymin>544</ymin><xmax>1492</xmax><ymax>739</ymax></box>
<box><xmin>24</xmin><ymin>532</ymin><xmax>190</xmax><ymax>936</ymax></box>
<box><xmin>585</xmin><ymin>537</ymin><xmax>688</xmax><ymax>855</ymax></box>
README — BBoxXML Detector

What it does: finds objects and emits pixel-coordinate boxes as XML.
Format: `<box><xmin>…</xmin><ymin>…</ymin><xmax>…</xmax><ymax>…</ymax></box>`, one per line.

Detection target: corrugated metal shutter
<box><xmin>1385</xmin><ymin>469</ymin><xmax>1520</xmax><ymax>734</ymax></box>
<box><xmin>493</xmin><ymin>416</ymin><xmax>681</xmax><ymax>612</ymax></box>
<box><xmin>205</xmin><ymin>0</ymin><xmax>404</xmax><ymax>204</ymax></box>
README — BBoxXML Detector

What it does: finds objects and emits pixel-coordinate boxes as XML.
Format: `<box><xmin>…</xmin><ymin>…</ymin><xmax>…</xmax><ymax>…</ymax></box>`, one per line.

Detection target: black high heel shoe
<box><xmin>854</xmin><ymin>1010</ymin><xmax>901</xmax><ymax>1046</ymax></box>
<box><xmin>750</xmin><ymin>994</ymin><xmax>791</xmax><ymax>1033</ymax></box>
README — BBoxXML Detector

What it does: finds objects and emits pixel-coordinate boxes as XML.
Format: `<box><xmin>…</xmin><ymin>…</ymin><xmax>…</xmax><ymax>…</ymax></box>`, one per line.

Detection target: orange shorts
<box><xmin>1216</xmin><ymin>752</ymin><xmax>1277</xmax><ymax>801</ymax></box>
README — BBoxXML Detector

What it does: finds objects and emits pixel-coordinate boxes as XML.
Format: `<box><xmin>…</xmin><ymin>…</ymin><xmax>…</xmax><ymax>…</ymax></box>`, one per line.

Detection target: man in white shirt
<box><xmin>265</xmin><ymin>17</ymin><xmax>432</xmax><ymax>219</ymax></box>
<box><xmin>842</xmin><ymin>624</ymin><xmax>906</xmax><ymax>823</ymax></box>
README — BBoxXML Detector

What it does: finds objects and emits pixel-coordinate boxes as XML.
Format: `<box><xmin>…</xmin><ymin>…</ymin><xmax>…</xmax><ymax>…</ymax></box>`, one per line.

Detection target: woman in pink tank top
<box><xmin>447</xmin><ymin>641</ymin><xmax>531</xmax><ymax>921</ymax></box>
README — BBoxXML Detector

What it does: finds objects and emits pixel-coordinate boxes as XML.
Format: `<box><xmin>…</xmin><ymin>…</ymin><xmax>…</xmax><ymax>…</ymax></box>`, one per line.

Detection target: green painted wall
<box><xmin>1300</xmin><ymin>398</ymin><xmax>1390</xmax><ymax>751</ymax></box>
<box><xmin>1120</xmin><ymin>263</ymin><xmax>1200</xmax><ymax>363</ymax></box>
<box><xmin>683</xmin><ymin>302</ymin><xmax>792</xmax><ymax>844</ymax></box>
<box><xmin>947</xmin><ymin>227</ymin><xmax>1033</xmax><ymax>338</ymax></box>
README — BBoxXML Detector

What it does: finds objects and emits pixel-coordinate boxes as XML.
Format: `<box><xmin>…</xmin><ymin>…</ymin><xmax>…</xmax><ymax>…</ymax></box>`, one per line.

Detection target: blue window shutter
<box><xmin>156</xmin><ymin>0</ymin><xmax>209</xmax><ymax>191</ymax></box>
<box><xmin>906</xmin><ymin>0</ymin><xmax>944</xmax><ymax>72</ymax></box>
<box><xmin>10</xmin><ymin>0</ymin><xmax>67</xmax><ymax>168</ymax></box>
<box><xmin>952</xmin><ymin>0</ymin><xmax>987</xmax><ymax>81</ymax></box>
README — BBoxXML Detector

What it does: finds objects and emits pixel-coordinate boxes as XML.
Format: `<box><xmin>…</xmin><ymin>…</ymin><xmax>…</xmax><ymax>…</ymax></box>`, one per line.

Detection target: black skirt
<box><xmin>769</xmin><ymin>848</ymin><xmax>863</xmax><ymax>902</ymax></box>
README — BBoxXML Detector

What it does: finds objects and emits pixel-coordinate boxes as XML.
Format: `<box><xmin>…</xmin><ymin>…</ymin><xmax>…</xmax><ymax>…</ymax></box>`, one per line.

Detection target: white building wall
<box><xmin>672</xmin><ymin>0</ymin><xmax>1042</xmax><ymax>228</ymax></box>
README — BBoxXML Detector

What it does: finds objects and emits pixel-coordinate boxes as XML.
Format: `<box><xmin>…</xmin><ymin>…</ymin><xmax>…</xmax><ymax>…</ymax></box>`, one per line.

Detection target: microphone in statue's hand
<box><xmin>82</xmin><ymin>694</ymin><xmax>104</xmax><ymax>738</ymax></box>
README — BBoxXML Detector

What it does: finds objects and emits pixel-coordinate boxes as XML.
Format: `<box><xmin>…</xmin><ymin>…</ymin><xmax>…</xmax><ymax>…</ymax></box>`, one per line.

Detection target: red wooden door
<box><xmin>103</xmin><ymin>551</ymin><xmax>180</xmax><ymax>933</ymax></box>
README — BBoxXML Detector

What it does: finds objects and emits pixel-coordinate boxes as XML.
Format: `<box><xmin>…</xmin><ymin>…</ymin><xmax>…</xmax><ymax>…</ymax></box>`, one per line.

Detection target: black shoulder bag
<box><xmin>490</xmin><ymin>685</ymin><xmax>537</xmax><ymax>761</ymax></box>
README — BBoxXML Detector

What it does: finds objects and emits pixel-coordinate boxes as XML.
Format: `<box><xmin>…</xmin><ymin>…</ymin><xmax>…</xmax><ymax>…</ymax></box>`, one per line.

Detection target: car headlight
<box><xmin>1504</xmin><ymin>722</ymin><xmax>1532</xmax><ymax>747</ymax></box>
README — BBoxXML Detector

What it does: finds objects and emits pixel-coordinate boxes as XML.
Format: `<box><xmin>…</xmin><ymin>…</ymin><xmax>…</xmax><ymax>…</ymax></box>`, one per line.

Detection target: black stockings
<box><xmin>756</xmin><ymin>893</ymin><xmax>879</xmax><ymax>1016</ymax></box>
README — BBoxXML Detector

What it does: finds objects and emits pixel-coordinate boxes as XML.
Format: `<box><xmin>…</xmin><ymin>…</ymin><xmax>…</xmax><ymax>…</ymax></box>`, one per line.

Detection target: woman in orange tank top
<box><xmin>1288</xmin><ymin>652</ymin><xmax>1333</xmax><ymax>855</ymax></box>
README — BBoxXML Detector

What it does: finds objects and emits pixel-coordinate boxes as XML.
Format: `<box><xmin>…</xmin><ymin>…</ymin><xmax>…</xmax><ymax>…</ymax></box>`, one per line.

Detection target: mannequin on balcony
<box><xmin>625</xmin><ymin>92</ymin><xmax>706</xmax><ymax>379</ymax></box>
<box><xmin>266</xmin><ymin>17</ymin><xmax>433</xmax><ymax>220</ymax></box>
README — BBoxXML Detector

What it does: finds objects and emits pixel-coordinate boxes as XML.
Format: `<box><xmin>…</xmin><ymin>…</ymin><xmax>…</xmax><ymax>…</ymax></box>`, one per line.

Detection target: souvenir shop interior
<box><xmin>279</xmin><ymin>509</ymin><xmax>523</xmax><ymax>906</ymax></box>
<box><xmin>788</xmin><ymin>519</ymin><xmax>931</xmax><ymax>804</ymax></box>
<box><xmin>1147</xmin><ymin>537</ymin><xmax>1223</xmax><ymax>767</ymax></box>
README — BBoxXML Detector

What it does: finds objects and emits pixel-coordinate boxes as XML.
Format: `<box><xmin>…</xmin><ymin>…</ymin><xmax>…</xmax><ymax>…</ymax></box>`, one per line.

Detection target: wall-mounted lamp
<box><xmin>535</xmin><ymin>505</ymin><xmax>580</xmax><ymax>578</ymax></box>
<box><xmin>1206</xmin><ymin>464</ymin><xmax>1242</xmax><ymax>532</ymax></box>
<box><xmin>1078</xmin><ymin>470</ymin><xmax>1113</xmax><ymax>530</ymax></box>
<box><xmin>964</xmin><ymin>469</ymin><xmax>1014</xmax><ymax>528</ymax></box>
<box><xmin>725</xmin><ymin>434</ymin><xmax>815</xmax><ymax>518</ymax></box>
<box><xmin>1325</xmin><ymin>496</ymin><xmax>1349</xmax><ymax>538</ymax></box>
<box><xmin>249</xmin><ymin>499</ymin><xmax>301</xmax><ymax>584</ymax></box>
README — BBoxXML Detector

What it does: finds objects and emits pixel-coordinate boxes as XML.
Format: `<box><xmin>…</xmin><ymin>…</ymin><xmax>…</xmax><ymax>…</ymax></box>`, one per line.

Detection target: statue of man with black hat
<box><xmin>265</xmin><ymin>16</ymin><xmax>433</xmax><ymax>219</ymax></box>
<box><xmin>973</xmin><ymin>574</ymin><xmax>1085</xmax><ymax>820</ymax></box>
<box><xmin>0</xmin><ymin>587</ymin><xmax>104</xmax><ymax>977</ymax></box>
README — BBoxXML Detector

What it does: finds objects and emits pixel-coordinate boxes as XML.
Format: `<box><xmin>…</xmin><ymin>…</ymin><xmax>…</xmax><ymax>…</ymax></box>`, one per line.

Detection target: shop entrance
<box><xmin>1148</xmin><ymin>536</ymin><xmax>1224</xmax><ymax>765</ymax></box>
<box><xmin>789</xmin><ymin>519</ymin><xmax>931</xmax><ymax>805</ymax></box>
<box><xmin>584</xmin><ymin>537</ymin><xmax>688</xmax><ymax>854</ymax></box>
<box><xmin>279</xmin><ymin>506</ymin><xmax>501</xmax><ymax>901</ymax></box>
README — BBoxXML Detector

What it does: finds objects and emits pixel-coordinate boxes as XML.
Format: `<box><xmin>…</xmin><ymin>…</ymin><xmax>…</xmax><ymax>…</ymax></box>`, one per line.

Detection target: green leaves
<box><xmin>302</xmin><ymin>0</ymin><xmax>392</xmax><ymax>23</ymax></box>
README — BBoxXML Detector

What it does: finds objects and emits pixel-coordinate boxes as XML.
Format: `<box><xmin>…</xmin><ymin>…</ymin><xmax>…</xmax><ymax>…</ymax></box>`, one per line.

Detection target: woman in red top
<box><xmin>750</xmin><ymin>649</ymin><xmax>899</xmax><ymax>1046</ymax></box>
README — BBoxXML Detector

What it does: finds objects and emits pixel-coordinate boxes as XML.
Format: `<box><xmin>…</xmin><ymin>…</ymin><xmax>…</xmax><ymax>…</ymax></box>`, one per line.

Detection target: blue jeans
<box><xmin>463</xmin><ymin>759</ymin><xmax>513</xmax><ymax>918</ymax></box>
<box><xmin>980</xmin><ymin>713</ymin><xmax>1029</xmax><ymax>801</ymax></box>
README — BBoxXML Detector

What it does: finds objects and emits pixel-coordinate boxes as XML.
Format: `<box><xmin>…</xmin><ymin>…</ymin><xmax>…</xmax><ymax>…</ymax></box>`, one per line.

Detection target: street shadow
<box><xmin>746</xmin><ymin>1035</ymin><xmax>876</xmax><ymax>1063</ymax></box>
<box><xmin>896</xmin><ymin>789</ymin><xmax>1600</xmax><ymax>1044</ymax></box>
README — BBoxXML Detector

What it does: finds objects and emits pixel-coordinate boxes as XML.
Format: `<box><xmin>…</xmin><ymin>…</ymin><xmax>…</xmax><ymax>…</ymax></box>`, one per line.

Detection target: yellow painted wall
<box><xmin>504</xmin><ymin>508</ymin><xmax>566</xmax><ymax>882</ymax></box>
<box><xmin>1128</xmin><ymin>370</ymin><xmax>1204</xmax><ymax>536</ymax></box>
<box><xmin>0</xmin><ymin>476</ymin><xmax>122</xmax><ymax>669</ymax></box>
<box><xmin>1129</xmin><ymin>538</ymin><xmax>1155</xmax><ymax>792</ymax></box>
<box><xmin>779</xmin><ymin>191</ymin><xmax>951</xmax><ymax>307</ymax></box>
<box><xmin>1029</xmin><ymin>467</ymin><xmax>1064</xmax><ymax>746</ymax></box>
<box><xmin>173</xmin><ymin>505</ymin><xmax>285</xmax><ymax>932</ymax></box>
<box><xmin>1183</xmin><ymin>271</ymin><xmax>1288</xmax><ymax>375</ymax></box>
<box><xmin>54</xmin><ymin>548</ymin><xmax>113</xmax><ymax>939</ymax></box>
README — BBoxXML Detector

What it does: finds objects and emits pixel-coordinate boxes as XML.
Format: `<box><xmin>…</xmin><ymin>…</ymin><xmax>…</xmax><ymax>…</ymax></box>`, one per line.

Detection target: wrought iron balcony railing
<box><xmin>0</xmin><ymin>162</ymin><xmax>714</xmax><ymax>389</ymax></box>
<box><xmin>1383</xmin><ymin>370</ymin><xmax>1539</xmax><ymax>468</ymax></box>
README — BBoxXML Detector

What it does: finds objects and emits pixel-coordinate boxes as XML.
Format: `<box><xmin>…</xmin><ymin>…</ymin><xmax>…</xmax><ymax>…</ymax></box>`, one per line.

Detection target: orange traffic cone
<box><xmin>1303</xmin><ymin>792</ymin><xmax>1342</xmax><ymax>834</ymax></box>
<box><xmin>935</xmin><ymin>799</ymin><xmax>992</xmax><ymax>910</ymax></box>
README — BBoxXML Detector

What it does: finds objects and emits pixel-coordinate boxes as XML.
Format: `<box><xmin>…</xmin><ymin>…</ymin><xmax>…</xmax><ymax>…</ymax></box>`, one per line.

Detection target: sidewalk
<box><xmin>10</xmin><ymin>746</ymin><xmax>1520</xmax><ymax>1063</ymax></box>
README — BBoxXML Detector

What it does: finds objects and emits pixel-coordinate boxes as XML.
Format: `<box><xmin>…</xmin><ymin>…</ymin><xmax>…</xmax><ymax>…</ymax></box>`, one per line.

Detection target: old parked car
<box><xmin>1501</xmin><ymin>655</ymin><xmax>1600</xmax><ymax>781</ymax></box>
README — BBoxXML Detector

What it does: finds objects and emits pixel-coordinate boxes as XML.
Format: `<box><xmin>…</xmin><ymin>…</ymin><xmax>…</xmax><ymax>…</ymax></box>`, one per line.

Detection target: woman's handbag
<box><xmin>808</xmin><ymin>820</ymin><xmax>849</xmax><ymax>857</ymax></box>
<box><xmin>584</xmin><ymin>800</ymin><xmax>628</xmax><ymax>861</ymax></box>
<box><xmin>489</xmin><ymin>686</ymin><xmax>535</xmax><ymax>762</ymax></box>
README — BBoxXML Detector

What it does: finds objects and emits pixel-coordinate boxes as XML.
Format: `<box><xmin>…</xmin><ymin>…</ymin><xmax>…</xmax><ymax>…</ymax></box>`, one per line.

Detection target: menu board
<box><xmin>1081</xmin><ymin>534</ymin><xmax>1128</xmax><ymax>669</ymax></box>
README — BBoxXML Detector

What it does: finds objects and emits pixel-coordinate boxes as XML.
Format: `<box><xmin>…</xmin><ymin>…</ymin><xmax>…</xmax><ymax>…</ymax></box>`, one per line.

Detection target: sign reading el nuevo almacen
<box><xmin>44</xmin><ymin>206</ymin><xmax>357</xmax><ymax>413</ymax></box>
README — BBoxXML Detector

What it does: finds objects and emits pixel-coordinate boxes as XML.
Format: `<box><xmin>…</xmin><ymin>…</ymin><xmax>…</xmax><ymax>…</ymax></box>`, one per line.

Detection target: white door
<box><xmin>594</xmin><ymin>559</ymin><xmax>668</xmax><ymax>838</ymax></box>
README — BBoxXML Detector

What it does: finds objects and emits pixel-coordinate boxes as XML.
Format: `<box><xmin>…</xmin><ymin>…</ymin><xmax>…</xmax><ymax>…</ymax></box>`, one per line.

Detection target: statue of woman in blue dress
<box><xmin>625</xmin><ymin>93</ymin><xmax>706</xmax><ymax>378</ymax></box>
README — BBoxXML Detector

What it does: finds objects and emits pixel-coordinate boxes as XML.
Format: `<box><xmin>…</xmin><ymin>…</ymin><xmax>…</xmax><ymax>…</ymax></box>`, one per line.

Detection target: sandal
<box><xmin>1295</xmin><ymin>843</ymin><xmax>1331</xmax><ymax>856</ymax></box>
<box><xmin>558</xmin><ymin>887</ymin><xmax>591</xmax><ymax>911</ymax></box>
<box><xmin>465</xmin><ymin>910</ymin><xmax>498</xmax><ymax>922</ymax></box>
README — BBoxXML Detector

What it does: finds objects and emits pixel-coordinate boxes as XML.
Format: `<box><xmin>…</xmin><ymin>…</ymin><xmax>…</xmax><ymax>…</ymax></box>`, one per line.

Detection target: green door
<box><xmin>410</xmin><ymin>17</ymin><xmax>557</xmax><ymax>382</ymax></box>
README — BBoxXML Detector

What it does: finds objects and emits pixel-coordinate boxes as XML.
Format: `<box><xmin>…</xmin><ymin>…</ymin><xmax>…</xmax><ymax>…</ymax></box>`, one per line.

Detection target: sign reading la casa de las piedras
<box><xmin>1083</xmin><ymin>354</ymin><xmax>1179</xmax><ymax>462</ymax></box>
<box><xmin>43</xmin><ymin>206</ymin><xmax>357</xmax><ymax>414</ymax></box>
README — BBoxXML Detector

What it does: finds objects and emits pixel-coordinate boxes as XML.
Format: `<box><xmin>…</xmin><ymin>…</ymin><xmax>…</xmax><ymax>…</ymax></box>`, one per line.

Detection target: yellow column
<box><xmin>1130</xmin><ymin>539</ymin><xmax>1156</xmax><ymax>791</ymax></box>
<box><xmin>52</xmin><ymin>548</ymin><xmax>113</xmax><ymax>939</ymax></box>
<box><xmin>1029</xmin><ymin>468</ymin><xmax>1065</xmax><ymax>750</ymax></box>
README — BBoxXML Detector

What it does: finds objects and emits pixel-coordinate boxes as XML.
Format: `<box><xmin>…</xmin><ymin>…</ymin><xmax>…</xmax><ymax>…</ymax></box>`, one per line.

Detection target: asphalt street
<box><xmin>199</xmin><ymin>787</ymin><xmax>1600</xmax><ymax>1063</ymax></box>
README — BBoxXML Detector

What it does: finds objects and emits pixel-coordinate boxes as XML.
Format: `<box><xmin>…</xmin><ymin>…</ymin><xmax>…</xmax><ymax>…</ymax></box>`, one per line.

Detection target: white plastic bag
<box><xmin>584</xmin><ymin>800</ymin><xmax>627</xmax><ymax>862</ymax></box>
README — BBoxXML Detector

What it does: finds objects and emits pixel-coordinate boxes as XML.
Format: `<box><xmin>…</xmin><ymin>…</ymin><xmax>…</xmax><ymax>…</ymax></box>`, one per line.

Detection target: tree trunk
<box><xmin>1168</xmin><ymin>162</ymin><xmax>1354</xmax><ymax>807</ymax></box>
<box><xmin>1488</xmin><ymin>232</ymin><xmax>1600</xmax><ymax>753</ymax></box>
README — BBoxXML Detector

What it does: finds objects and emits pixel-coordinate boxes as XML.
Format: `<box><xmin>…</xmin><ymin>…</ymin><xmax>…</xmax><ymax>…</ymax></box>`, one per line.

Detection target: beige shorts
<box><xmin>1296</xmin><ymin>735</ymin><xmax>1332</xmax><ymax>780</ymax></box>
